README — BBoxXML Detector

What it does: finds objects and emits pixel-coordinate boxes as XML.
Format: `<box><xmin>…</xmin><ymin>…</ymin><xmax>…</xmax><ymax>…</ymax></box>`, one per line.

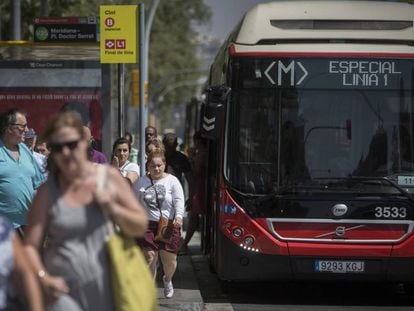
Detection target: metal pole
<box><xmin>12</xmin><ymin>0</ymin><xmax>21</xmax><ymax>40</ymax></box>
<box><xmin>139</xmin><ymin>3</ymin><xmax>146</xmax><ymax>176</ymax></box>
<box><xmin>144</xmin><ymin>0</ymin><xmax>160</xmax><ymax>128</ymax></box>
<box><xmin>0</xmin><ymin>7</ymin><xmax>2</xmax><ymax>41</ymax></box>
<box><xmin>118</xmin><ymin>63</ymin><xmax>125</xmax><ymax>138</ymax></box>
<box><xmin>40</xmin><ymin>0</ymin><xmax>48</xmax><ymax>16</ymax></box>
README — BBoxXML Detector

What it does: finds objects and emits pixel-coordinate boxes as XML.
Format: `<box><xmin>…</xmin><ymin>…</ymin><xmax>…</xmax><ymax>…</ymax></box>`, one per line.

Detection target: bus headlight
<box><xmin>233</xmin><ymin>227</ymin><xmax>243</xmax><ymax>237</ymax></box>
<box><xmin>244</xmin><ymin>236</ymin><xmax>255</xmax><ymax>246</ymax></box>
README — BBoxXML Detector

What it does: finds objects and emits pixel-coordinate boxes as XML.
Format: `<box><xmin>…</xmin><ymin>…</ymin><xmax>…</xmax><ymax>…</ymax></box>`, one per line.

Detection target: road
<box><xmin>156</xmin><ymin>232</ymin><xmax>414</xmax><ymax>311</ymax></box>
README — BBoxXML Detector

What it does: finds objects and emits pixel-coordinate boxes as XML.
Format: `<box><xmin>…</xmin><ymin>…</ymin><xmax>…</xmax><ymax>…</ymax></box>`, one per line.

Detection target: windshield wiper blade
<box><xmin>343</xmin><ymin>175</ymin><xmax>414</xmax><ymax>201</ymax></box>
<box><xmin>273</xmin><ymin>176</ymin><xmax>414</xmax><ymax>200</ymax></box>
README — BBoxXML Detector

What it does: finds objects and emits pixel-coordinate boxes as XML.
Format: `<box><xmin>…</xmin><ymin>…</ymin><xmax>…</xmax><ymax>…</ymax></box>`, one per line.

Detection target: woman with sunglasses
<box><xmin>23</xmin><ymin>111</ymin><xmax>148</xmax><ymax>310</ymax></box>
<box><xmin>111</xmin><ymin>137</ymin><xmax>140</xmax><ymax>185</ymax></box>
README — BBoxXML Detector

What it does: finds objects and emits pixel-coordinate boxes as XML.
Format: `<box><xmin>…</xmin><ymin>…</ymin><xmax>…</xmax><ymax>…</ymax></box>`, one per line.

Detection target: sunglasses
<box><xmin>49</xmin><ymin>140</ymin><xmax>80</xmax><ymax>153</ymax></box>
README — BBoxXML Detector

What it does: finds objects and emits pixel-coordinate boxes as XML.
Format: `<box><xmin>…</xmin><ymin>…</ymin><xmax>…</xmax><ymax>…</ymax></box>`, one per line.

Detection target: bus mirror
<box><xmin>201</xmin><ymin>86</ymin><xmax>231</xmax><ymax>140</ymax></box>
<box><xmin>206</xmin><ymin>85</ymin><xmax>231</xmax><ymax>106</ymax></box>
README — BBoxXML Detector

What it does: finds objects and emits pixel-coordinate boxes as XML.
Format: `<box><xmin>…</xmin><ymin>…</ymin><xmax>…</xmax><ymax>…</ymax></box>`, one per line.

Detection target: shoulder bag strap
<box><xmin>150</xmin><ymin>175</ymin><xmax>175</xmax><ymax>220</ymax></box>
<box><xmin>149</xmin><ymin>176</ymin><xmax>162</xmax><ymax>213</ymax></box>
<box><xmin>96</xmin><ymin>164</ymin><xmax>114</xmax><ymax>237</ymax></box>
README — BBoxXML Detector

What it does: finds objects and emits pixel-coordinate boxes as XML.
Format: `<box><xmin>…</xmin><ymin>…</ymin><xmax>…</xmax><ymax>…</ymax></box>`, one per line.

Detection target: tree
<box><xmin>147</xmin><ymin>0</ymin><xmax>211</xmax><ymax>130</ymax></box>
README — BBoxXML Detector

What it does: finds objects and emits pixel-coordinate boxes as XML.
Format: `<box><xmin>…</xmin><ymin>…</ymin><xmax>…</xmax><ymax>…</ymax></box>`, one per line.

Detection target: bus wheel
<box><xmin>219</xmin><ymin>279</ymin><xmax>232</xmax><ymax>293</ymax></box>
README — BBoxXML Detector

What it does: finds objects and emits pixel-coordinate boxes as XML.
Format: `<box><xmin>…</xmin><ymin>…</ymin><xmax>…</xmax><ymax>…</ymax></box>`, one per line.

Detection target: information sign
<box><xmin>34</xmin><ymin>17</ymin><xmax>98</xmax><ymax>43</ymax></box>
<box><xmin>239</xmin><ymin>57</ymin><xmax>413</xmax><ymax>90</ymax></box>
<box><xmin>100</xmin><ymin>5</ymin><xmax>138</xmax><ymax>63</ymax></box>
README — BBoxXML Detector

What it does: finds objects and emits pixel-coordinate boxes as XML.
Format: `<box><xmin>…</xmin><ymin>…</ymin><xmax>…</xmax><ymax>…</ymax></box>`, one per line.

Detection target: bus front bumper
<box><xmin>216</xmin><ymin>231</ymin><xmax>414</xmax><ymax>282</ymax></box>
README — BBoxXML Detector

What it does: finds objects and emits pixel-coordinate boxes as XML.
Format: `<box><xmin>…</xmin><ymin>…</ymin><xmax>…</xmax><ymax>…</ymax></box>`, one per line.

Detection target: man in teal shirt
<box><xmin>0</xmin><ymin>108</ymin><xmax>45</xmax><ymax>229</ymax></box>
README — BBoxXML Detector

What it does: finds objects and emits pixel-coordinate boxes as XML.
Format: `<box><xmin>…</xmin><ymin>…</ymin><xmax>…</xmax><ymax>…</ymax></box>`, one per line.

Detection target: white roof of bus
<box><xmin>234</xmin><ymin>1</ymin><xmax>414</xmax><ymax>45</ymax></box>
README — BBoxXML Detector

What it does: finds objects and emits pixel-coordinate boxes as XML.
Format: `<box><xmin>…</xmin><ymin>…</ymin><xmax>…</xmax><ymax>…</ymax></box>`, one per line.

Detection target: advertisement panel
<box><xmin>0</xmin><ymin>60</ymin><xmax>102</xmax><ymax>142</ymax></box>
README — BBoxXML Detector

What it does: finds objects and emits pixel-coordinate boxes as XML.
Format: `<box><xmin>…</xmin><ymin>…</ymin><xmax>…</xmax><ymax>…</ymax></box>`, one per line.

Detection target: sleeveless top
<box><xmin>43</xmin><ymin>175</ymin><xmax>114</xmax><ymax>311</ymax></box>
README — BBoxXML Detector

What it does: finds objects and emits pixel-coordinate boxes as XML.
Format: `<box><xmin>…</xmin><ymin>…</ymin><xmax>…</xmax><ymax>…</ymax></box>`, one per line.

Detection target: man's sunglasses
<box><xmin>10</xmin><ymin>123</ymin><xmax>28</xmax><ymax>130</ymax></box>
<box><xmin>49</xmin><ymin>140</ymin><xmax>80</xmax><ymax>153</ymax></box>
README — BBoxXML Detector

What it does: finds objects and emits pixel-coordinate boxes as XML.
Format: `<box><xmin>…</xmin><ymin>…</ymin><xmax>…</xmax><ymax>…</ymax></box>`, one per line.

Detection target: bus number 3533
<box><xmin>375</xmin><ymin>206</ymin><xmax>407</xmax><ymax>219</ymax></box>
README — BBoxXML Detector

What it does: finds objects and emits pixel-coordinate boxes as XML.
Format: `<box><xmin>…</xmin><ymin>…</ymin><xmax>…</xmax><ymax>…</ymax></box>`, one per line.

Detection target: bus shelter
<box><xmin>0</xmin><ymin>42</ymin><xmax>113</xmax><ymax>156</ymax></box>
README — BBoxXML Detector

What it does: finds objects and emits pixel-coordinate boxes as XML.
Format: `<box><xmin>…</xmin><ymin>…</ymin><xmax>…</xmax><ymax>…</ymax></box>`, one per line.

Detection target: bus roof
<box><xmin>234</xmin><ymin>1</ymin><xmax>414</xmax><ymax>45</ymax></box>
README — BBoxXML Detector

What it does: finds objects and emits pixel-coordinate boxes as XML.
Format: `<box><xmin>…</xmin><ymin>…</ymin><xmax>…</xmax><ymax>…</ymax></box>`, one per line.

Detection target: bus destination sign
<box><xmin>242</xmin><ymin>58</ymin><xmax>412</xmax><ymax>90</ymax></box>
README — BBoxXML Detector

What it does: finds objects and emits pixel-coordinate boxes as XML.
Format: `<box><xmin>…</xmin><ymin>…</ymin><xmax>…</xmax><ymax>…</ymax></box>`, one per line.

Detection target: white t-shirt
<box><xmin>33</xmin><ymin>151</ymin><xmax>47</xmax><ymax>178</ymax></box>
<box><xmin>119</xmin><ymin>161</ymin><xmax>140</xmax><ymax>180</ymax></box>
<box><xmin>134</xmin><ymin>174</ymin><xmax>184</xmax><ymax>222</ymax></box>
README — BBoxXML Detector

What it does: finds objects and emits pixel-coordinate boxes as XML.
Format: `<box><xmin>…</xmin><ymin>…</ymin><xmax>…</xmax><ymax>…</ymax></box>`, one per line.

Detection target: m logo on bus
<box><xmin>263</xmin><ymin>60</ymin><xmax>308</xmax><ymax>86</ymax></box>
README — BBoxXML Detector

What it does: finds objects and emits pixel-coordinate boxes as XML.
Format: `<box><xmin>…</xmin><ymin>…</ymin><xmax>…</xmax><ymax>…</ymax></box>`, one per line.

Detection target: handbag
<box><xmin>150</xmin><ymin>177</ymin><xmax>175</xmax><ymax>243</ymax></box>
<box><xmin>154</xmin><ymin>214</ymin><xmax>174</xmax><ymax>243</ymax></box>
<box><xmin>96</xmin><ymin>165</ymin><xmax>158</xmax><ymax>311</ymax></box>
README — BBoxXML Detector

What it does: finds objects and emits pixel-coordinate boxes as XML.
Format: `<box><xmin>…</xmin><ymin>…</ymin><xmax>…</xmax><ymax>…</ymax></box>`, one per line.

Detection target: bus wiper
<box><xmin>316</xmin><ymin>176</ymin><xmax>414</xmax><ymax>202</ymax></box>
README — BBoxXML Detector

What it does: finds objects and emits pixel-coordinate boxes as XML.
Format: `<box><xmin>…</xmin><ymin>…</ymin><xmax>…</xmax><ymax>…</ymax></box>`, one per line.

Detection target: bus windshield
<box><xmin>226</xmin><ymin>57</ymin><xmax>414</xmax><ymax>195</ymax></box>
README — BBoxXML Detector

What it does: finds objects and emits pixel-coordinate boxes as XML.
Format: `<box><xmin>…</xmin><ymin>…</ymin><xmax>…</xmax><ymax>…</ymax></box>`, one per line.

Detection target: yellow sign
<box><xmin>100</xmin><ymin>5</ymin><xmax>138</xmax><ymax>63</ymax></box>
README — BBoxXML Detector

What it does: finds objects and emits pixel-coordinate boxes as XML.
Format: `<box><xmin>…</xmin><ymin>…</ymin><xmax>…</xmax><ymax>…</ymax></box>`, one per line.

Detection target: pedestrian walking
<box><xmin>83</xmin><ymin>126</ymin><xmax>107</xmax><ymax>164</ymax></box>
<box><xmin>124</xmin><ymin>131</ymin><xmax>139</xmax><ymax>163</ymax></box>
<box><xmin>24</xmin><ymin>128</ymin><xmax>47</xmax><ymax>178</ymax></box>
<box><xmin>24</xmin><ymin>111</ymin><xmax>148</xmax><ymax>310</ymax></box>
<box><xmin>0</xmin><ymin>216</ymin><xmax>44</xmax><ymax>311</ymax></box>
<box><xmin>145</xmin><ymin>138</ymin><xmax>165</xmax><ymax>156</ymax></box>
<box><xmin>163</xmin><ymin>132</ymin><xmax>193</xmax><ymax>188</ymax></box>
<box><xmin>180</xmin><ymin>132</ymin><xmax>208</xmax><ymax>254</ymax></box>
<box><xmin>111</xmin><ymin>137</ymin><xmax>140</xmax><ymax>185</ymax></box>
<box><xmin>145</xmin><ymin>125</ymin><xmax>158</xmax><ymax>143</ymax></box>
<box><xmin>134</xmin><ymin>150</ymin><xmax>185</xmax><ymax>298</ymax></box>
<box><xmin>34</xmin><ymin>138</ymin><xmax>50</xmax><ymax>157</ymax></box>
<box><xmin>0</xmin><ymin>108</ymin><xmax>45</xmax><ymax>231</ymax></box>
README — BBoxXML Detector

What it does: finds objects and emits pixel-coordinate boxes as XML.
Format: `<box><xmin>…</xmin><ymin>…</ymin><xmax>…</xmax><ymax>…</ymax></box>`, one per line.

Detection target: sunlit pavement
<box><xmin>155</xmin><ymin>228</ymin><xmax>414</xmax><ymax>311</ymax></box>
<box><xmin>156</xmin><ymin>229</ymin><xmax>204</xmax><ymax>311</ymax></box>
<box><xmin>156</xmin><ymin>228</ymin><xmax>235</xmax><ymax>311</ymax></box>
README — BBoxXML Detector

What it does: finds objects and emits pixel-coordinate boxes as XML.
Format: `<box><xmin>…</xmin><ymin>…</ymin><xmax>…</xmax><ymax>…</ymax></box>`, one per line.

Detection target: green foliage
<box><xmin>147</xmin><ymin>0</ymin><xmax>211</xmax><ymax>130</ymax></box>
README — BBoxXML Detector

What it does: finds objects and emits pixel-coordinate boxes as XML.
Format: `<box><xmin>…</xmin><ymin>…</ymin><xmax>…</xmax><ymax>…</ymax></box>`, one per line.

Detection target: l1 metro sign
<box><xmin>100</xmin><ymin>5</ymin><xmax>138</xmax><ymax>63</ymax></box>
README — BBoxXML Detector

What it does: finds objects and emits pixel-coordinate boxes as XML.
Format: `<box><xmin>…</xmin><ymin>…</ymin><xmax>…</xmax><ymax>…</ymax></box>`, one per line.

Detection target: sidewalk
<box><xmin>156</xmin><ymin>229</ymin><xmax>235</xmax><ymax>311</ymax></box>
<box><xmin>156</xmin><ymin>230</ymin><xmax>203</xmax><ymax>311</ymax></box>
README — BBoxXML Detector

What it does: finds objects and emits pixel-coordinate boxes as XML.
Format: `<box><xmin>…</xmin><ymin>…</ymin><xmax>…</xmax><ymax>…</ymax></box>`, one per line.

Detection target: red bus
<box><xmin>200</xmin><ymin>0</ymin><xmax>414</xmax><ymax>291</ymax></box>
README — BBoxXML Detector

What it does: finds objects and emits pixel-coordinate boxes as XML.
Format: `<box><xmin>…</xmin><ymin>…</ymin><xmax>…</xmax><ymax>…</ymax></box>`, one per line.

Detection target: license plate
<box><xmin>315</xmin><ymin>260</ymin><xmax>364</xmax><ymax>273</ymax></box>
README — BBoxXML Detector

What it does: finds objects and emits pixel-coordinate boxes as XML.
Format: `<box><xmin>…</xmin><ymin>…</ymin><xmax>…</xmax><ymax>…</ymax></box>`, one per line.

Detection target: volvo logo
<box><xmin>335</xmin><ymin>226</ymin><xmax>346</xmax><ymax>237</ymax></box>
<box><xmin>332</xmin><ymin>204</ymin><xmax>348</xmax><ymax>217</ymax></box>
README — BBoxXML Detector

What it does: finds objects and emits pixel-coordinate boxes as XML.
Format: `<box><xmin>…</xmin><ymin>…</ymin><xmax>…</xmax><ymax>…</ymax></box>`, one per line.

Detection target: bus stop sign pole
<box><xmin>139</xmin><ymin>2</ymin><xmax>146</xmax><ymax>177</ymax></box>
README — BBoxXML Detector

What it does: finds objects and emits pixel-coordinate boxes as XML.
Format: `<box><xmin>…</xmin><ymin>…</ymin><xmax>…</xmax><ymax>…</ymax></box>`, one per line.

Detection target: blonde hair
<box><xmin>43</xmin><ymin>111</ymin><xmax>85</xmax><ymax>143</ymax></box>
<box><xmin>146</xmin><ymin>149</ymin><xmax>166</xmax><ymax>165</ymax></box>
<box><xmin>145</xmin><ymin>138</ymin><xmax>165</xmax><ymax>155</ymax></box>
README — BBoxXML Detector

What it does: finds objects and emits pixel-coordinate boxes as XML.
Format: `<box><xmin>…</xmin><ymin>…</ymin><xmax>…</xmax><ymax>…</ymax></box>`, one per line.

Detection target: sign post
<box><xmin>100</xmin><ymin>5</ymin><xmax>140</xmax><ymax>143</ymax></box>
<box><xmin>139</xmin><ymin>2</ymin><xmax>146</xmax><ymax>177</ymax></box>
<box><xmin>100</xmin><ymin>4</ymin><xmax>146</xmax><ymax>173</ymax></box>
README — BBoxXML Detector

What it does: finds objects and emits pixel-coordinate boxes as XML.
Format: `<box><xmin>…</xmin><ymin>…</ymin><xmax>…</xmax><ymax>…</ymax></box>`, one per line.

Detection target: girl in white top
<box><xmin>111</xmin><ymin>137</ymin><xmax>140</xmax><ymax>185</ymax></box>
<box><xmin>134</xmin><ymin>150</ymin><xmax>184</xmax><ymax>299</ymax></box>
